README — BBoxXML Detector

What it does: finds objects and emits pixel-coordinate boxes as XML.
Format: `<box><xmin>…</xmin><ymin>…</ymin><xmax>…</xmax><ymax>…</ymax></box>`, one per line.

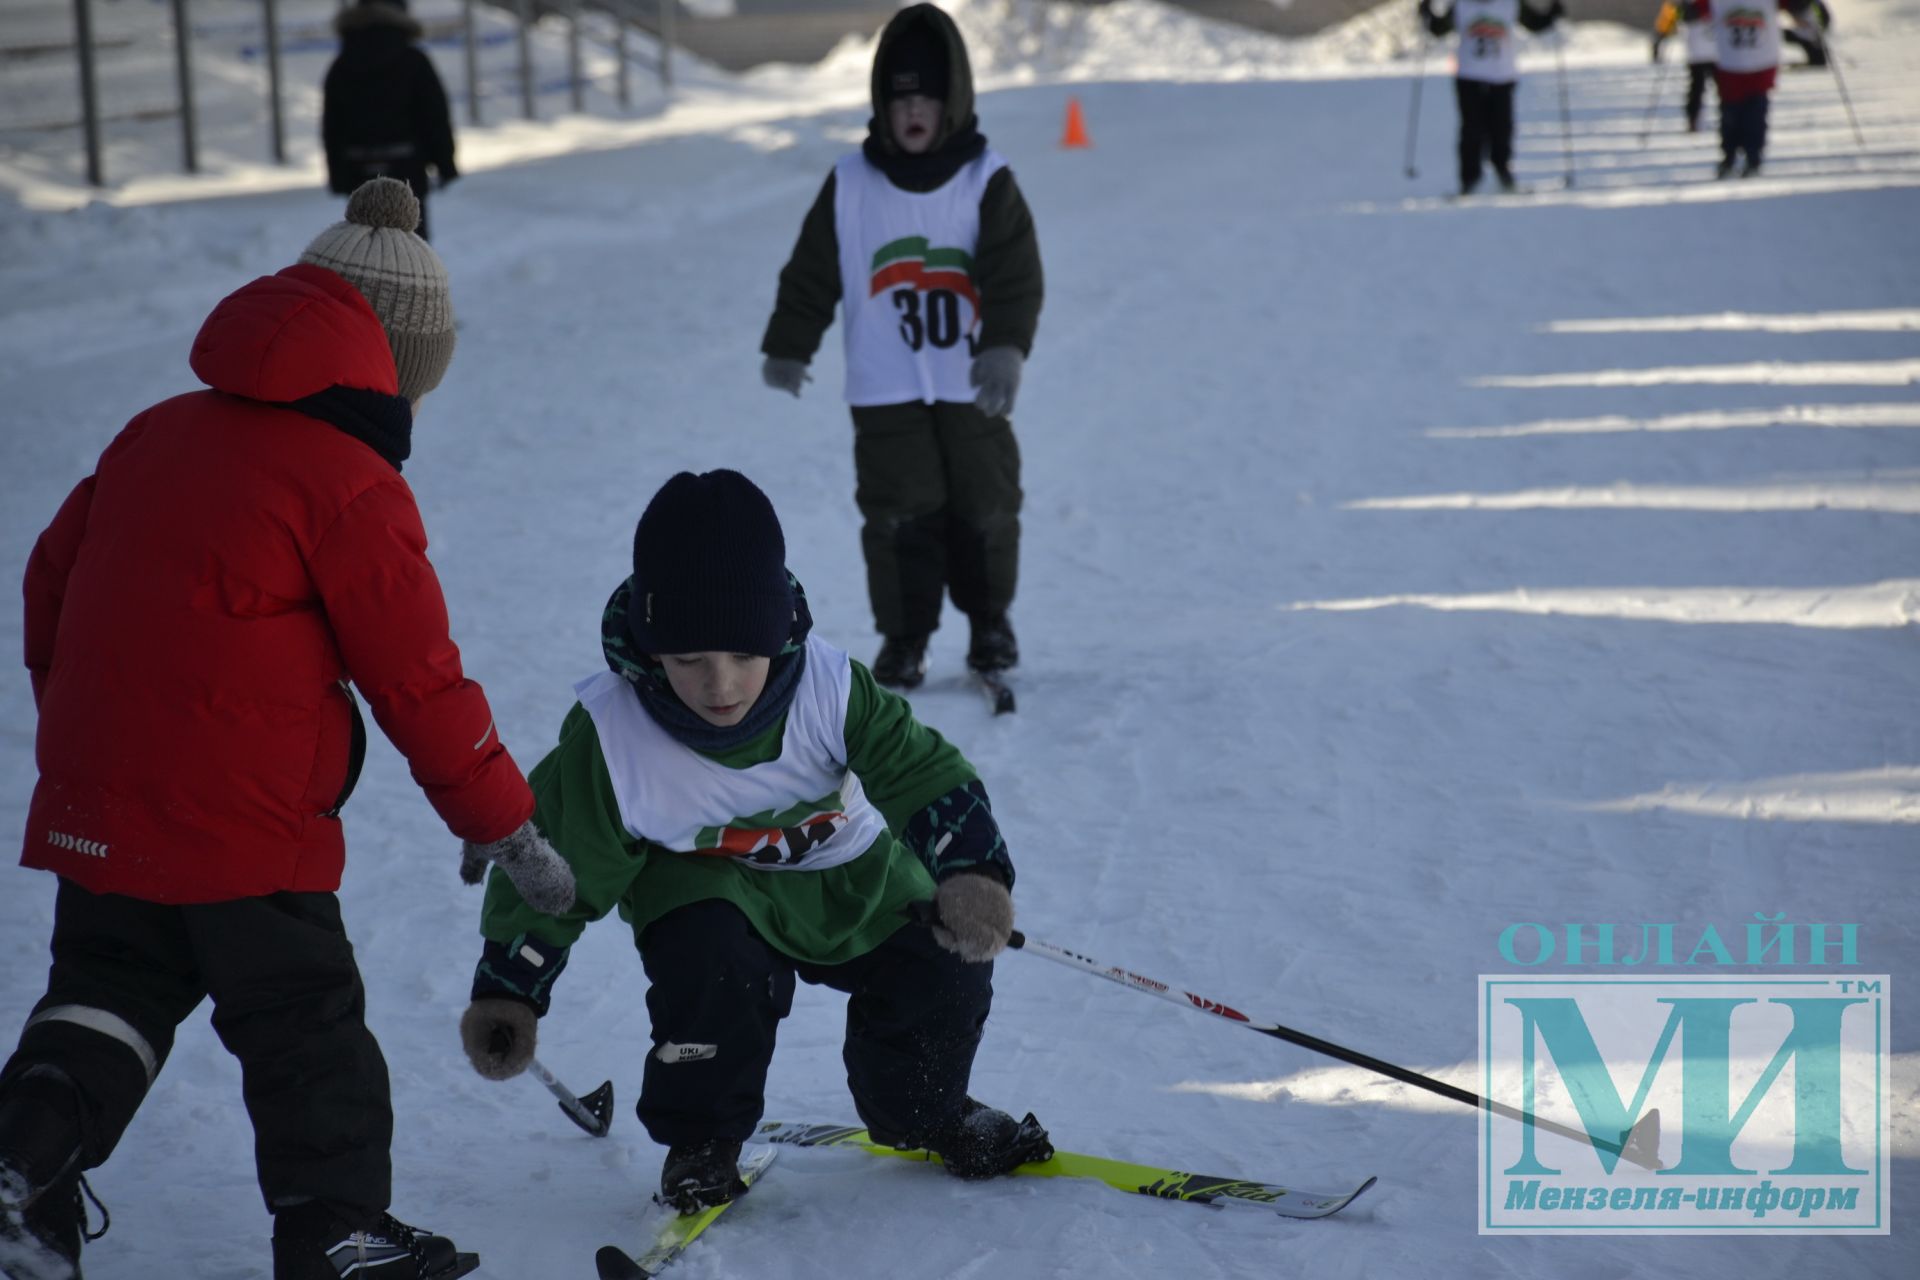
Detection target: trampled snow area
<box><xmin>3</xmin><ymin>1</ymin><xmax>1918</xmax><ymax>1276</ymax></box>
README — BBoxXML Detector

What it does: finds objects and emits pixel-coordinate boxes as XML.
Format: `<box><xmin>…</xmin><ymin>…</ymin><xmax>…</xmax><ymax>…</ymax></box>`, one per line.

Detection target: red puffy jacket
<box><xmin>21</xmin><ymin>263</ymin><xmax>533</xmax><ymax>904</ymax></box>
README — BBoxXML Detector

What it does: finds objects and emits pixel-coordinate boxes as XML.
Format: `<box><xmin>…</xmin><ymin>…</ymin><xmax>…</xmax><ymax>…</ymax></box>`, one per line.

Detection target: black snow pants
<box><xmin>1719</xmin><ymin>92</ymin><xmax>1771</xmax><ymax>171</ymax></box>
<box><xmin>1455</xmin><ymin>77</ymin><xmax>1517</xmax><ymax>190</ymax></box>
<box><xmin>635</xmin><ymin>900</ymin><xmax>993</xmax><ymax>1147</ymax></box>
<box><xmin>0</xmin><ymin>879</ymin><xmax>394</xmax><ymax>1223</ymax></box>
<box><xmin>849</xmin><ymin>399</ymin><xmax>1023</xmax><ymax>643</ymax></box>
<box><xmin>1685</xmin><ymin>61</ymin><xmax>1715</xmax><ymax>131</ymax></box>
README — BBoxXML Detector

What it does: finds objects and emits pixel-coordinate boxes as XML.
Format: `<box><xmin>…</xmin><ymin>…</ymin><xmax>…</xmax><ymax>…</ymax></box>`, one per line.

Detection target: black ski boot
<box><xmin>0</xmin><ymin>1067</ymin><xmax>90</xmax><ymax>1280</ymax></box>
<box><xmin>271</xmin><ymin>1206</ymin><xmax>478</xmax><ymax>1280</ymax></box>
<box><xmin>1</xmin><ymin>1168</ymin><xmax>108</xmax><ymax>1280</ymax></box>
<box><xmin>0</xmin><ymin>1177</ymin><xmax>82</xmax><ymax>1280</ymax></box>
<box><xmin>659</xmin><ymin>1139</ymin><xmax>747</xmax><ymax>1215</ymax></box>
<box><xmin>871</xmin><ymin>636</ymin><xmax>929</xmax><ymax>689</ymax></box>
<box><xmin>876</xmin><ymin>1098</ymin><xmax>1053</xmax><ymax>1180</ymax></box>
<box><xmin>965</xmin><ymin>614</ymin><xmax>1018</xmax><ymax>674</ymax></box>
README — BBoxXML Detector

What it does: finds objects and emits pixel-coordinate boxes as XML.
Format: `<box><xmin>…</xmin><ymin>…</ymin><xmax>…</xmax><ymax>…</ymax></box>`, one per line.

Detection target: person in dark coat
<box><xmin>0</xmin><ymin>179</ymin><xmax>573</xmax><ymax>1280</ymax></box>
<box><xmin>322</xmin><ymin>0</ymin><xmax>458</xmax><ymax>241</ymax></box>
<box><xmin>759</xmin><ymin>4</ymin><xmax>1043</xmax><ymax>691</ymax></box>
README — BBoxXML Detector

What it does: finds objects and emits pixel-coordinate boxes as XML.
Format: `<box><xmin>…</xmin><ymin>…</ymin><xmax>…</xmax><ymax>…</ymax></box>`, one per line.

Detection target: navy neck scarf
<box><xmin>282</xmin><ymin>384</ymin><xmax>413</xmax><ymax>471</ymax></box>
<box><xmin>600</xmin><ymin>574</ymin><xmax>813</xmax><ymax>754</ymax></box>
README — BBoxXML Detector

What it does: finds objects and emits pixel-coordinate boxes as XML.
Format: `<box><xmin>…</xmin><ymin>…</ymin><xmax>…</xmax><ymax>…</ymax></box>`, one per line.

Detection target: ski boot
<box><xmin>965</xmin><ymin>614</ymin><xmax>1018</xmax><ymax>674</ymax></box>
<box><xmin>871</xmin><ymin>636</ymin><xmax>929</xmax><ymax>689</ymax></box>
<box><xmin>876</xmin><ymin>1098</ymin><xmax>1053</xmax><ymax>1180</ymax></box>
<box><xmin>0</xmin><ymin>1176</ymin><xmax>84</xmax><ymax>1280</ymax></box>
<box><xmin>271</xmin><ymin>1206</ymin><xmax>478</xmax><ymax>1280</ymax></box>
<box><xmin>0</xmin><ymin>1067</ymin><xmax>90</xmax><ymax>1280</ymax></box>
<box><xmin>659</xmin><ymin>1139</ymin><xmax>747</xmax><ymax>1215</ymax></box>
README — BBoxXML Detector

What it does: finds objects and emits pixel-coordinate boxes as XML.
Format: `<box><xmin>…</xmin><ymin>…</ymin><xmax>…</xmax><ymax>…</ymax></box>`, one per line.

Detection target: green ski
<box><xmin>754</xmin><ymin>1120</ymin><xmax>1375</xmax><ymax>1219</ymax></box>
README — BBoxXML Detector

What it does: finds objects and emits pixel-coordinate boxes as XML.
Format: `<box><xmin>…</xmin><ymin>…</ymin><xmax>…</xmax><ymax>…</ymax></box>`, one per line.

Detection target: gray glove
<box><xmin>459</xmin><ymin>819</ymin><xmax>577</xmax><ymax>915</ymax></box>
<box><xmin>460</xmin><ymin>997</ymin><xmax>537</xmax><ymax>1080</ymax></box>
<box><xmin>928</xmin><ymin>872</ymin><xmax>1015</xmax><ymax>962</ymax></box>
<box><xmin>970</xmin><ymin>346</ymin><xmax>1024</xmax><ymax>419</ymax></box>
<box><xmin>762</xmin><ymin>356</ymin><xmax>811</xmax><ymax>397</ymax></box>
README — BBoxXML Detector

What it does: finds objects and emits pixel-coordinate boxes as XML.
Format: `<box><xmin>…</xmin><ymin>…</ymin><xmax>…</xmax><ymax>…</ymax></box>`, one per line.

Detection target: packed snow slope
<box><xmin>2</xmin><ymin>1</ymin><xmax>1917</xmax><ymax>1277</ymax></box>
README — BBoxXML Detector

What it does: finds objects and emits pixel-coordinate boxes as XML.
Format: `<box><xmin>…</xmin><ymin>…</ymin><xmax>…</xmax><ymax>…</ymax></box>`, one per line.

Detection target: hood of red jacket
<box><xmin>189</xmin><ymin>263</ymin><xmax>398</xmax><ymax>402</ymax></box>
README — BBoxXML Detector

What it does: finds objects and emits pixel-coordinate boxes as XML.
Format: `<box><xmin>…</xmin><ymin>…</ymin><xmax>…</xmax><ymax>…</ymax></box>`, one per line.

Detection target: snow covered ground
<box><xmin>3</xmin><ymin>0</ymin><xmax>1918</xmax><ymax>1276</ymax></box>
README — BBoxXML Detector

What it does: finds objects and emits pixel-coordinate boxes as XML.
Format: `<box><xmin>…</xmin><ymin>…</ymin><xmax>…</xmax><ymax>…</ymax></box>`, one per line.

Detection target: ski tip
<box><xmin>594</xmin><ymin>1244</ymin><xmax>649</xmax><ymax>1280</ymax></box>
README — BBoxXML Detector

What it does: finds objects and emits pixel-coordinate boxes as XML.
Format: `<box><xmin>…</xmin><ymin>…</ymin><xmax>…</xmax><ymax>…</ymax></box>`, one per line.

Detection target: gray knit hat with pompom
<box><xmin>300</xmin><ymin>177</ymin><xmax>454</xmax><ymax>402</ymax></box>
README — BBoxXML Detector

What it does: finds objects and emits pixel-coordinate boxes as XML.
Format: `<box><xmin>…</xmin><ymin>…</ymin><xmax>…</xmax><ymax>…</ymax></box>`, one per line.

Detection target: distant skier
<box><xmin>0</xmin><ymin>178</ymin><xmax>573</xmax><ymax>1280</ymax></box>
<box><xmin>1652</xmin><ymin>0</ymin><xmax>1718</xmax><ymax>132</ymax></box>
<box><xmin>758</xmin><ymin>2</ymin><xmax>1043</xmax><ymax>691</ymax></box>
<box><xmin>1691</xmin><ymin>0</ymin><xmax>1819</xmax><ymax>177</ymax></box>
<box><xmin>458</xmin><ymin>469</ymin><xmax>1051</xmax><ymax>1218</ymax></box>
<box><xmin>322</xmin><ymin>0</ymin><xmax>458</xmax><ymax>241</ymax></box>
<box><xmin>1419</xmin><ymin>0</ymin><xmax>1567</xmax><ymax>195</ymax></box>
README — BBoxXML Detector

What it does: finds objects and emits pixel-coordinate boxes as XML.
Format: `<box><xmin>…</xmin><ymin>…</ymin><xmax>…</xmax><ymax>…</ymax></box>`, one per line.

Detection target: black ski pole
<box><xmin>1554</xmin><ymin>21</ymin><xmax>1576</xmax><ymax>187</ymax></box>
<box><xmin>529</xmin><ymin>1056</ymin><xmax>615</xmax><ymax>1137</ymax></box>
<box><xmin>1638</xmin><ymin>50</ymin><xmax>1671</xmax><ymax>147</ymax></box>
<box><xmin>1818</xmin><ymin>29</ymin><xmax>1866</xmax><ymax>149</ymax></box>
<box><xmin>1405</xmin><ymin>28</ymin><xmax>1430</xmax><ymax>179</ymax></box>
<box><xmin>1007</xmin><ymin>930</ymin><xmax>1663</xmax><ymax>1170</ymax></box>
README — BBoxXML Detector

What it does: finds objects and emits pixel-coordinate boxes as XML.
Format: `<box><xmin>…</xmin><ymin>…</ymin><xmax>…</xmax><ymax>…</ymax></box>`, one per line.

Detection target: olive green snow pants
<box><xmin>849</xmin><ymin>399</ymin><xmax>1022</xmax><ymax>640</ymax></box>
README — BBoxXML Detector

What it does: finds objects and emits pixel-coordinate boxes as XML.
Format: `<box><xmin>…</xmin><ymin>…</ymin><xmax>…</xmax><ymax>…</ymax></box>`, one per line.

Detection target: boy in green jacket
<box><xmin>760</xmin><ymin>3</ymin><xmax>1043</xmax><ymax>691</ymax></box>
<box><xmin>458</xmin><ymin>469</ymin><xmax>1050</xmax><ymax>1214</ymax></box>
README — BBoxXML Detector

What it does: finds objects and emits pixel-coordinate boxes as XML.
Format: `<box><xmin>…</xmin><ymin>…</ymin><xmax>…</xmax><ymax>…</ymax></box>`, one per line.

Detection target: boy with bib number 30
<box><xmin>759</xmin><ymin>3</ymin><xmax>1044</xmax><ymax>694</ymax></box>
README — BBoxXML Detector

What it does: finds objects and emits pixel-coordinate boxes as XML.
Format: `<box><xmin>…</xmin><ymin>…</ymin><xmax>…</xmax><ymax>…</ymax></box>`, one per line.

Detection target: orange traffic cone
<box><xmin>1060</xmin><ymin>96</ymin><xmax>1092</xmax><ymax>149</ymax></box>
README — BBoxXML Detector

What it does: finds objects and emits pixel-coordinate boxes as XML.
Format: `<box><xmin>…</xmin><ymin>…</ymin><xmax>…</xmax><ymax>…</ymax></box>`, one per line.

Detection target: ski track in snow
<box><xmin>2</xmin><ymin>1</ymin><xmax>1919</xmax><ymax>1277</ymax></box>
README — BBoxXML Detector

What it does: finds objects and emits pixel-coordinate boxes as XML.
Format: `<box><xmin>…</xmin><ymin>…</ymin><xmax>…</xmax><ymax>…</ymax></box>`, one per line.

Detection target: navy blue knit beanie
<box><xmin>626</xmin><ymin>470</ymin><xmax>796</xmax><ymax>657</ymax></box>
<box><xmin>881</xmin><ymin>17</ymin><xmax>949</xmax><ymax>102</ymax></box>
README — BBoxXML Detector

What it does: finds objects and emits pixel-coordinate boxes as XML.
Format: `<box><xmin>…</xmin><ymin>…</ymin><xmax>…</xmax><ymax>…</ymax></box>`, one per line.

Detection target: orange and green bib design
<box><xmin>868</xmin><ymin>236</ymin><xmax>982</xmax><ymax>318</ymax></box>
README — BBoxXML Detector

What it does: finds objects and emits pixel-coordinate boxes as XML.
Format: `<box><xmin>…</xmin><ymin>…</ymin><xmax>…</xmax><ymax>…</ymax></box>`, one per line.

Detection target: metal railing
<box><xmin>52</xmin><ymin>0</ymin><xmax>687</xmax><ymax>187</ymax></box>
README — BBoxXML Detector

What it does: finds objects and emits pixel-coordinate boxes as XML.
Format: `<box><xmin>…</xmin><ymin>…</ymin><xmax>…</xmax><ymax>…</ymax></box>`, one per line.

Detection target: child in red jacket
<box><xmin>0</xmin><ymin>180</ymin><xmax>571</xmax><ymax>1280</ymax></box>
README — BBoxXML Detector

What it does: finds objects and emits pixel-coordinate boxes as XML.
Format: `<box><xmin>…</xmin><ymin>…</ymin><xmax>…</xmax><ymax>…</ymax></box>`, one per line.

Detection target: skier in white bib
<box><xmin>1653</xmin><ymin>0</ymin><xmax>1720</xmax><ymax>133</ymax></box>
<box><xmin>759</xmin><ymin>4</ymin><xmax>1043</xmax><ymax>691</ymax></box>
<box><xmin>458</xmin><ymin>470</ymin><xmax>1050</xmax><ymax>1218</ymax></box>
<box><xmin>1419</xmin><ymin>0</ymin><xmax>1567</xmax><ymax>195</ymax></box>
<box><xmin>1691</xmin><ymin>0</ymin><xmax>1818</xmax><ymax>177</ymax></box>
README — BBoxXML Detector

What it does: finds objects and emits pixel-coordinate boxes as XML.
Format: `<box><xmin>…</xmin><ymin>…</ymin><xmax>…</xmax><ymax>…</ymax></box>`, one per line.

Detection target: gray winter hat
<box><xmin>300</xmin><ymin>178</ymin><xmax>455</xmax><ymax>402</ymax></box>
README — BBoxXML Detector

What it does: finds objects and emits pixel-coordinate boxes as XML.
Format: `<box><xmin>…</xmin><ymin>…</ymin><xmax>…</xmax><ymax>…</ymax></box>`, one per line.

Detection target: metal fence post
<box><xmin>516</xmin><ymin>0</ymin><xmax>535</xmax><ymax>120</ymax></box>
<box><xmin>171</xmin><ymin>0</ymin><xmax>199</xmax><ymax>173</ymax></box>
<box><xmin>567</xmin><ymin>0</ymin><xmax>583</xmax><ymax>113</ymax></box>
<box><xmin>72</xmin><ymin>0</ymin><xmax>104</xmax><ymax>186</ymax></box>
<box><xmin>615</xmin><ymin>0</ymin><xmax>631</xmax><ymax>108</ymax></box>
<box><xmin>263</xmin><ymin>0</ymin><xmax>286</xmax><ymax>162</ymax></box>
<box><xmin>658</xmin><ymin>0</ymin><xmax>674</xmax><ymax>92</ymax></box>
<box><xmin>464</xmin><ymin>0</ymin><xmax>481</xmax><ymax>125</ymax></box>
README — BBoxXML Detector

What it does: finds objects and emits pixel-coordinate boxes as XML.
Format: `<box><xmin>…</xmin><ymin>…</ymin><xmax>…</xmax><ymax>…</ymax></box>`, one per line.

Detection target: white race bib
<box><xmin>574</xmin><ymin>636</ymin><xmax>889</xmax><ymax>872</ymax></box>
<box><xmin>834</xmin><ymin>149</ymin><xmax>1006</xmax><ymax>407</ymax></box>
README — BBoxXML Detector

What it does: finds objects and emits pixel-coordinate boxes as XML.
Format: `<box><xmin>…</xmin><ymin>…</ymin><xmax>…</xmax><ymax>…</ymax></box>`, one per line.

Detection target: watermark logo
<box><xmin>1479</xmin><ymin>974</ymin><xmax>1889</xmax><ymax>1234</ymax></box>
